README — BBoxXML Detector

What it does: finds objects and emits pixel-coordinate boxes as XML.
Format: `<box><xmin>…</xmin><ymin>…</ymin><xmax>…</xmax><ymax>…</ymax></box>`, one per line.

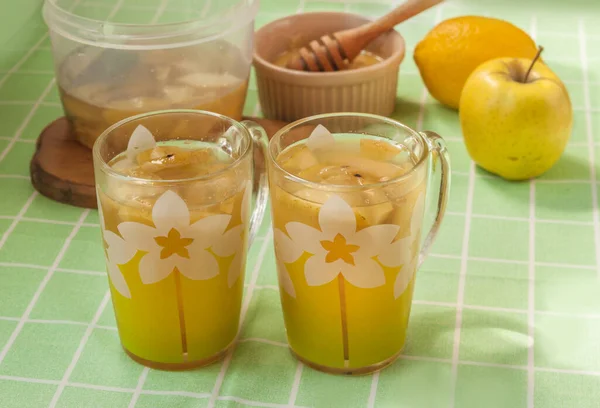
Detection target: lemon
<box><xmin>414</xmin><ymin>16</ymin><xmax>538</xmax><ymax>109</ymax></box>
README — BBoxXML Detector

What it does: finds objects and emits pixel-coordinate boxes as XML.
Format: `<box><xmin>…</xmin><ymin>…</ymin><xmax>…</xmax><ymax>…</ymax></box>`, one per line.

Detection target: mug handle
<box><xmin>242</xmin><ymin>120</ymin><xmax>270</xmax><ymax>246</ymax></box>
<box><xmin>418</xmin><ymin>131</ymin><xmax>451</xmax><ymax>267</ymax></box>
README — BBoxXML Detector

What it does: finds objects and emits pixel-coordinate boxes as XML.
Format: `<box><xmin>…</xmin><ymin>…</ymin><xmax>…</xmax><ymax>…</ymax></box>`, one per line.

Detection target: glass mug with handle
<box><xmin>93</xmin><ymin>110</ymin><xmax>269</xmax><ymax>369</ymax></box>
<box><xmin>267</xmin><ymin>113</ymin><xmax>450</xmax><ymax>375</ymax></box>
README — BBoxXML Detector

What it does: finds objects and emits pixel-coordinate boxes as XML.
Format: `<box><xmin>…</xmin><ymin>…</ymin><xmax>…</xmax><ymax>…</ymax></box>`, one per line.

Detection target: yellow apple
<box><xmin>459</xmin><ymin>51</ymin><xmax>572</xmax><ymax>180</ymax></box>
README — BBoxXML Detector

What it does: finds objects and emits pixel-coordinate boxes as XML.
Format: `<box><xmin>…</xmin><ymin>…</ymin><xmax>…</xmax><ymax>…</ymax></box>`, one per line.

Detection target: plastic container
<box><xmin>43</xmin><ymin>0</ymin><xmax>258</xmax><ymax>148</ymax></box>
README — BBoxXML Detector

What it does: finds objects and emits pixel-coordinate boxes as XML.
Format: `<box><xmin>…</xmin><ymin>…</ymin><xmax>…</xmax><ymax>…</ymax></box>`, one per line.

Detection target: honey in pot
<box><xmin>273</xmin><ymin>49</ymin><xmax>383</xmax><ymax>70</ymax></box>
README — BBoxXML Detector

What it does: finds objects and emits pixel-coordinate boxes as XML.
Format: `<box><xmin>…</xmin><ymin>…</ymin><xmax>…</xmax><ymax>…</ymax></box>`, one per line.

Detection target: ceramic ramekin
<box><xmin>253</xmin><ymin>12</ymin><xmax>406</xmax><ymax>122</ymax></box>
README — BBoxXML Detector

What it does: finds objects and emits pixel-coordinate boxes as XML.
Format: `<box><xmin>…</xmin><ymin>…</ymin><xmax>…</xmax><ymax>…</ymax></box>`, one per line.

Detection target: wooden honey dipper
<box><xmin>287</xmin><ymin>0</ymin><xmax>444</xmax><ymax>72</ymax></box>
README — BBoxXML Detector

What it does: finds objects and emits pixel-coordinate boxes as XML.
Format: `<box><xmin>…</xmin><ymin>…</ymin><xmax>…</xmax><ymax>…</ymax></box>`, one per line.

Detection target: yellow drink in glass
<box><xmin>267</xmin><ymin>114</ymin><xmax>450</xmax><ymax>374</ymax></box>
<box><xmin>93</xmin><ymin>111</ymin><xmax>269</xmax><ymax>369</ymax></box>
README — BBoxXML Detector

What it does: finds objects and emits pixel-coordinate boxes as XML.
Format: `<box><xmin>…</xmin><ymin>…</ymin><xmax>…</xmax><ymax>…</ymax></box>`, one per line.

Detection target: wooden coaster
<box><xmin>30</xmin><ymin>116</ymin><xmax>288</xmax><ymax>209</ymax></box>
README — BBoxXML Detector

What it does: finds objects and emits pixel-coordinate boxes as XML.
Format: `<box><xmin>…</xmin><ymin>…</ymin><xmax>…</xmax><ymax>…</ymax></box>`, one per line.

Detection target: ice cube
<box><xmin>291</xmin><ymin>188</ymin><xmax>332</xmax><ymax>206</ymax></box>
<box><xmin>298</xmin><ymin>164</ymin><xmax>363</xmax><ymax>186</ymax></box>
<box><xmin>330</xmin><ymin>156</ymin><xmax>404</xmax><ymax>182</ymax></box>
<box><xmin>117</xmin><ymin>201</ymin><xmax>153</xmax><ymax>225</ymax></box>
<box><xmin>107</xmin><ymin>177</ymin><xmax>158</xmax><ymax>222</ymax></box>
<box><xmin>385</xmin><ymin>182</ymin><xmax>427</xmax><ymax>237</ymax></box>
<box><xmin>183</xmin><ymin>183</ymin><xmax>211</xmax><ymax>205</ymax></box>
<box><xmin>354</xmin><ymin>189</ymin><xmax>394</xmax><ymax>226</ymax></box>
<box><xmin>279</xmin><ymin>187</ymin><xmax>392</xmax><ymax>230</ymax></box>
<box><xmin>277</xmin><ymin>145</ymin><xmax>319</xmax><ymax>175</ymax></box>
<box><xmin>110</xmin><ymin>157</ymin><xmax>135</xmax><ymax>174</ymax></box>
<box><xmin>189</xmin><ymin>148</ymin><xmax>219</xmax><ymax>164</ymax></box>
<box><xmin>183</xmin><ymin>169</ymin><xmax>237</xmax><ymax>206</ymax></box>
<box><xmin>390</xmin><ymin>149</ymin><xmax>415</xmax><ymax>173</ymax></box>
<box><xmin>360</xmin><ymin>138</ymin><xmax>405</xmax><ymax>161</ymax></box>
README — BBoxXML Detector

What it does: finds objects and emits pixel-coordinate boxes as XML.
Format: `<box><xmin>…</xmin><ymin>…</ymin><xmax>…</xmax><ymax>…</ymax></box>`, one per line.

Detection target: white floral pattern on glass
<box><xmin>306</xmin><ymin>124</ymin><xmax>336</xmax><ymax>151</ymax></box>
<box><xmin>273</xmin><ymin>229</ymin><xmax>304</xmax><ymax>298</ymax></box>
<box><xmin>127</xmin><ymin>125</ymin><xmax>156</xmax><ymax>161</ymax></box>
<box><xmin>98</xmin><ymin>204</ymin><xmax>136</xmax><ymax>299</ymax></box>
<box><xmin>379</xmin><ymin>193</ymin><xmax>425</xmax><ymax>299</ymax></box>
<box><xmin>275</xmin><ymin>195</ymin><xmax>401</xmax><ymax>289</ymax></box>
<box><xmin>212</xmin><ymin>182</ymin><xmax>252</xmax><ymax>287</ymax></box>
<box><xmin>110</xmin><ymin>125</ymin><xmax>157</xmax><ymax>173</ymax></box>
<box><xmin>117</xmin><ymin>190</ymin><xmax>232</xmax><ymax>284</ymax></box>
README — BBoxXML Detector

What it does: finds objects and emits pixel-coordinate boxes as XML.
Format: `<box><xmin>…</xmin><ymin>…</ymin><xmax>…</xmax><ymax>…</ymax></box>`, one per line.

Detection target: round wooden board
<box><xmin>30</xmin><ymin>116</ymin><xmax>289</xmax><ymax>209</ymax></box>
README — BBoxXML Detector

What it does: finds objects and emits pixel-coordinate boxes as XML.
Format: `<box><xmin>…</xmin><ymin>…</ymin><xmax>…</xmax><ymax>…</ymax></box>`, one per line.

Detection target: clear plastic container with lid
<box><xmin>43</xmin><ymin>0</ymin><xmax>258</xmax><ymax>148</ymax></box>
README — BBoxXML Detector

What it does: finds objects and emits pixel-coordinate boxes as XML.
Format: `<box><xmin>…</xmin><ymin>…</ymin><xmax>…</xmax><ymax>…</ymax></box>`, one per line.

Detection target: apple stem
<box><xmin>524</xmin><ymin>46</ymin><xmax>544</xmax><ymax>83</ymax></box>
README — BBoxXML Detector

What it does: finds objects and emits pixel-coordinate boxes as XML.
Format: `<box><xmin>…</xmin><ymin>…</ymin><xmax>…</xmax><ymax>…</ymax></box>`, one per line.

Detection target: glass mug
<box><xmin>93</xmin><ymin>110</ymin><xmax>269</xmax><ymax>369</ymax></box>
<box><xmin>267</xmin><ymin>113</ymin><xmax>450</xmax><ymax>375</ymax></box>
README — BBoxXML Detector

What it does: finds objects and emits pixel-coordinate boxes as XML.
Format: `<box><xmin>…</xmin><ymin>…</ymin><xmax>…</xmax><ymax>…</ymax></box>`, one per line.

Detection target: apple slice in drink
<box><xmin>360</xmin><ymin>139</ymin><xmax>405</xmax><ymax>161</ymax></box>
<box><xmin>277</xmin><ymin>145</ymin><xmax>320</xmax><ymax>175</ymax></box>
<box><xmin>355</xmin><ymin>189</ymin><xmax>394</xmax><ymax>226</ymax></box>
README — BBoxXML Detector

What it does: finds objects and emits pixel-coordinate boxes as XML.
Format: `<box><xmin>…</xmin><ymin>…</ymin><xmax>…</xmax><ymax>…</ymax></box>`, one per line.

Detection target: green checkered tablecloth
<box><xmin>1</xmin><ymin>0</ymin><xmax>600</xmax><ymax>407</ymax></box>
